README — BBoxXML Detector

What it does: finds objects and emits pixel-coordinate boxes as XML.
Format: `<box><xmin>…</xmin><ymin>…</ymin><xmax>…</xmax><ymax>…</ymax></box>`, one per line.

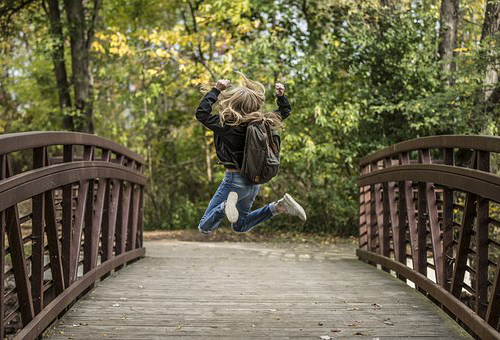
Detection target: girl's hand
<box><xmin>215</xmin><ymin>79</ymin><xmax>231</xmax><ymax>91</ymax></box>
<box><xmin>275</xmin><ymin>83</ymin><xmax>285</xmax><ymax>97</ymax></box>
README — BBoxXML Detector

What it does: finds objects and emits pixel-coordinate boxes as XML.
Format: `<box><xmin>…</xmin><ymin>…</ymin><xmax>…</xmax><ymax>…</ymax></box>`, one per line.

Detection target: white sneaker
<box><xmin>277</xmin><ymin>193</ymin><xmax>307</xmax><ymax>221</ymax></box>
<box><xmin>225</xmin><ymin>191</ymin><xmax>239</xmax><ymax>224</ymax></box>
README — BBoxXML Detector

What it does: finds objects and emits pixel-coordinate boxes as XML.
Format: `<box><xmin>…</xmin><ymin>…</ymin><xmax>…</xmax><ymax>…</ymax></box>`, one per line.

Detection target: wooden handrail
<box><xmin>358</xmin><ymin>136</ymin><xmax>500</xmax><ymax>339</ymax></box>
<box><xmin>0</xmin><ymin>132</ymin><xmax>147</xmax><ymax>339</ymax></box>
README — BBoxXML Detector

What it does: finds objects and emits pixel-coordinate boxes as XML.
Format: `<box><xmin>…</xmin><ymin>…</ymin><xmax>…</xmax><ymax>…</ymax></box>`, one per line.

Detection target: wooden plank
<box><xmin>32</xmin><ymin>147</ymin><xmax>46</xmax><ymax>314</ymax></box>
<box><xmin>5</xmin><ymin>155</ymin><xmax>35</xmax><ymax>326</ymax></box>
<box><xmin>61</xmin><ymin>145</ymin><xmax>73</xmax><ymax>288</ymax></box>
<box><xmin>419</xmin><ymin>149</ymin><xmax>443</xmax><ymax>285</ymax></box>
<box><xmin>475</xmin><ymin>150</ymin><xmax>489</xmax><ymax>319</ymax></box>
<box><xmin>44</xmin><ymin>242</ymin><xmax>471</xmax><ymax>340</ymax></box>
<box><xmin>442</xmin><ymin>148</ymin><xmax>454</xmax><ymax>291</ymax></box>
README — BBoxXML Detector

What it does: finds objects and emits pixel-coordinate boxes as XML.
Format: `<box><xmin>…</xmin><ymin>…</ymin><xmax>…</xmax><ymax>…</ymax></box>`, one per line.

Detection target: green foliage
<box><xmin>1</xmin><ymin>0</ymin><xmax>498</xmax><ymax>235</ymax></box>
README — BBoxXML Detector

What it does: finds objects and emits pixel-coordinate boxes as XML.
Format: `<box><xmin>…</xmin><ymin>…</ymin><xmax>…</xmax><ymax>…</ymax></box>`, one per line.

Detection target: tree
<box><xmin>438</xmin><ymin>0</ymin><xmax>460</xmax><ymax>85</ymax></box>
<box><xmin>480</xmin><ymin>0</ymin><xmax>500</xmax><ymax>133</ymax></box>
<box><xmin>44</xmin><ymin>0</ymin><xmax>73</xmax><ymax>130</ymax></box>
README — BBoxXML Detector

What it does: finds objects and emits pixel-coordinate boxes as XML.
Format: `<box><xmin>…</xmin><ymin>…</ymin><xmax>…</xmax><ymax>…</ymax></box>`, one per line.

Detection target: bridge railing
<box><xmin>357</xmin><ymin>135</ymin><xmax>500</xmax><ymax>339</ymax></box>
<box><xmin>0</xmin><ymin>132</ymin><xmax>147</xmax><ymax>340</ymax></box>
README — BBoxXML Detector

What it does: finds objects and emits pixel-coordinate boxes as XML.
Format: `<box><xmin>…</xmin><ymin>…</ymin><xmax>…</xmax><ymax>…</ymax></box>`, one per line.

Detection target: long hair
<box><xmin>202</xmin><ymin>72</ymin><xmax>283</xmax><ymax>130</ymax></box>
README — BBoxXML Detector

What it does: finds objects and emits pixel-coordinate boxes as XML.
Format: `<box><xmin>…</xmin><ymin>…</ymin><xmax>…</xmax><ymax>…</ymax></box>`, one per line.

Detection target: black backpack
<box><xmin>240</xmin><ymin>121</ymin><xmax>281</xmax><ymax>184</ymax></box>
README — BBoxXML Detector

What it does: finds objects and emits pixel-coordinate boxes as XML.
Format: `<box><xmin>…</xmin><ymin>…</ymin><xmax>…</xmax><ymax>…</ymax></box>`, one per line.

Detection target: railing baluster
<box><xmin>442</xmin><ymin>148</ymin><xmax>454</xmax><ymax>291</ymax></box>
<box><xmin>0</xmin><ymin>154</ymin><xmax>5</xmax><ymax>340</ymax></box>
<box><xmin>45</xmin><ymin>189</ymin><xmax>65</xmax><ymax>296</ymax></box>
<box><xmin>32</xmin><ymin>147</ymin><xmax>46</xmax><ymax>314</ymax></box>
<box><xmin>5</xmin><ymin>156</ymin><xmax>35</xmax><ymax>326</ymax></box>
<box><xmin>486</xmin><ymin>253</ymin><xmax>500</xmax><ymax>327</ymax></box>
<box><xmin>118</xmin><ymin>181</ymin><xmax>132</xmax><ymax>255</ymax></box>
<box><xmin>399</xmin><ymin>152</ymin><xmax>421</xmax><ymax>273</ymax></box>
<box><xmin>137</xmin><ymin>187</ymin><xmax>144</xmax><ymax>249</ymax></box>
<box><xmin>83</xmin><ymin>146</ymin><xmax>95</xmax><ymax>274</ymax></box>
<box><xmin>476</xmin><ymin>150</ymin><xmax>489</xmax><ymax>319</ymax></box>
<box><xmin>359</xmin><ymin>185</ymin><xmax>367</xmax><ymax>249</ymax></box>
<box><xmin>90</xmin><ymin>149</ymin><xmax>111</xmax><ymax>268</ymax></box>
<box><xmin>372</xmin><ymin>160</ymin><xmax>388</xmax><ymax>271</ymax></box>
<box><xmin>361</xmin><ymin>165</ymin><xmax>371</xmax><ymax>251</ymax></box>
<box><xmin>451</xmin><ymin>193</ymin><xmax>476</xmax><ymax>298</ymax></box>
<box><xmin>127</xmin><ymin>184</ymin><xmax>141</xmax><ymax>252</ymax></box>
<box><xmin>62</xmin><ymin>144</ymin><xmax>73</xmax><ymax>288</ymax></box>
<box><xmin>384</xmin><ymin>157</ymin><xmax>406</xmax><ymax>281</ymax></box>
<box><xmin>419</xmin><ymin>149</ymin><xmax>443</xmax><ymax>285</ymax></box>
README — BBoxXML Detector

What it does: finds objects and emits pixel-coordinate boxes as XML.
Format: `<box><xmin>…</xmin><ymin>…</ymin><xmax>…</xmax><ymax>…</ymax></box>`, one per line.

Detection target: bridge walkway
<box><xmin>44</xmin><ymin>241</ymin><xmax>470</xmax><ymax>339</ymax></box>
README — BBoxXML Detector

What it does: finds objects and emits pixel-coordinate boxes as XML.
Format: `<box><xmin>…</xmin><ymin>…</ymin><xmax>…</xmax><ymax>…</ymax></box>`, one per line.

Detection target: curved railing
<box><xmin>0</xmin><ymin>132</ymin><xmax>147</xmax><ymax>339</ymax></box>
<box><xmin>357</xmin><ymin>135</ymin><xmax>500</xmax><ymax>340</ymax></box>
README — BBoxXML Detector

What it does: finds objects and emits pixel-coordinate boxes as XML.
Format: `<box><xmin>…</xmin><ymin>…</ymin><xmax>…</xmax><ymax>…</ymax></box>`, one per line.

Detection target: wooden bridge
<box><xmin>1</xmin><ymin>132</ymin><xmax>499</xmax><ymax>339</ymax></box>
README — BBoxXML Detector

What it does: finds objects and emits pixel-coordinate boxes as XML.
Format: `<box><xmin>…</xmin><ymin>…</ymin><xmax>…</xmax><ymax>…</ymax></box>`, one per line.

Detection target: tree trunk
<box><xmin>438</xmin><ymin>0</ymin><xmax>459</xmax><ymax>85</ymax></box>
<box><xmin>45</xmin><ymin>0</ymin><xmax>74</xmax><ymax>130</ymax></box>
<box><xmin>64</xmin><ymin>0</ymin><xmax>100</xmax><ymax>133</ymax></box>
<box><xmin>478</xmin><ymin>0</ymin><xmax>500</xmax><ymax>133</ymax></box>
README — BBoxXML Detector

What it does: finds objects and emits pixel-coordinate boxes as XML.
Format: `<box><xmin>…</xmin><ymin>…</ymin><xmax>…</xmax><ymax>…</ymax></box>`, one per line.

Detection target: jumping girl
<box><xmin>196</xmin><ymin>73</ymin><xmax>307</xmax><ymax>234</ymax></box>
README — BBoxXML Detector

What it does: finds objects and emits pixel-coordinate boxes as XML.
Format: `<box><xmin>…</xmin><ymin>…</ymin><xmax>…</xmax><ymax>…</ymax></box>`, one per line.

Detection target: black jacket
<box><xmin>195</xmin><ymin>87</ymin><xmax>291</xmax><ymax>169</ymax></box>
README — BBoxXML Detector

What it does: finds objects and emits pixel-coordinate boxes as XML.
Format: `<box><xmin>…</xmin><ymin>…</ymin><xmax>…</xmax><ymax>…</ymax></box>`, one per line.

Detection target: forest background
<box><xmin>1</xmin><ymin>0</ymin><xmax>499</xmax><ymax>235</ymax></box>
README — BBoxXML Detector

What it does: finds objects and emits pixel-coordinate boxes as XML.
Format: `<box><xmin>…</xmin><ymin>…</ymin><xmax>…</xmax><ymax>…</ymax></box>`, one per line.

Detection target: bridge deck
<box><xmin>44</xmin><ymin>241</ymin><xmax>471</xmax><ymax>339</ymax></box>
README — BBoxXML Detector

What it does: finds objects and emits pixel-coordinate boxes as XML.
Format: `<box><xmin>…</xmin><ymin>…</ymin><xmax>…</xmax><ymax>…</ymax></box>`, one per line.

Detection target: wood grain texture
<box><xmin>44</xmin><ymin>241</ymin><xmax>471</xmax><ymax>339</ymax></box>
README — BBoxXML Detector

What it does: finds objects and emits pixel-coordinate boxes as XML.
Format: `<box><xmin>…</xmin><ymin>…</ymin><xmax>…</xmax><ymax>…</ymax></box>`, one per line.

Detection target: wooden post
<box><xmin>32</xmin><ymin>147</ymin><xmax>46</xmax><ymax>314</ymax></box>
<box><xmin>442</xmin><ymin>148</ymin><xmax>454</xmax><ymax>291</ymax></box>
<box><xmin>0</xmin><ymin>154</ymin><xmax>5</xmax><ymax>339</ymax></box>
<box><xmin>62</xmin><ymin>145</ymin><xmax>73</xmax><ymax>288</ymax></box>
<box><xmin>475</xmin><ymin>150</ymin><xmax>489</xmax><ymax>319</ymax></box>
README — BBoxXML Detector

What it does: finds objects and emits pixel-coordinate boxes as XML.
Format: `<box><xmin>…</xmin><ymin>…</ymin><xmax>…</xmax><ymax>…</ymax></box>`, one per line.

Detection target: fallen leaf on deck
<box><xmin>318</xmin><ymin>321</ymin><xmax>324</xmax><ymax>326</ymax></box>
<box><xmin>347</xmin><ymin>307</ymin><xmax>359</xmax><ymax>311</ymax></box>
<box><xmin>383</xmin><ymin>321</ymin><xmax>394</xmax><ymax>326</ymax></box>
<box><xmin>331</xmin><ymin>329</ymin><xmax>341</xmax><ymax>332</ymax></box>
<box><xmin>319</xmin><ymin>336</ymin><xmax>332</xmax><ymax>340</ymax></box>
<box><xmin>354</xmin><ymin>331</ymin><xmax>368</xmax><ymax>336</ymax></box>
<box><xmin>268</xmin><ymin>308</ymin><xmax>278</xmax><ymax>312</ymax></box>
<box><xmin>371</xmin><ymin>303</ymin><xmax>381</xmax><ymax>309</ymax></box>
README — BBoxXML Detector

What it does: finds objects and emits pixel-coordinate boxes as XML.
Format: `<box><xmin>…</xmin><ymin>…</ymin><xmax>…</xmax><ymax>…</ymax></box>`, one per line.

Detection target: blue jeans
<box><xmin>198</xmin><ymin>172</ymin><xmax>277</xmax><ymax>234</ymax></box>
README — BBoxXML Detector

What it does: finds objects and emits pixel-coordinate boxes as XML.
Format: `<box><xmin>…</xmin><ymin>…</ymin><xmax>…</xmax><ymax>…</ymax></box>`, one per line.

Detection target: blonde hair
<box><xmin>202</xmin><ymin>72</ymin><xmax>283</xmax><ymax>130</ymax></box>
